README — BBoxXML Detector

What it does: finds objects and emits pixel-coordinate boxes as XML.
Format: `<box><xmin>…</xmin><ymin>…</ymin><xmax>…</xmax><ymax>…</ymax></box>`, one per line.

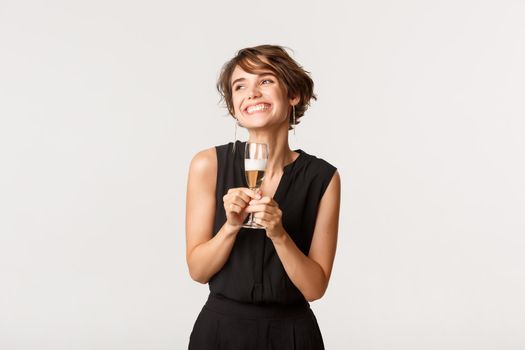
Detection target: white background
<box><xmin>1</xmin><ymin>0</ymin><xmax>524</xmax><ymax>349</ymax></box>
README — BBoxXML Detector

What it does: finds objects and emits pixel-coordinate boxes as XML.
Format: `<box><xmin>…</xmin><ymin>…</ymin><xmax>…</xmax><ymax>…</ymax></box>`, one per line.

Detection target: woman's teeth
<box><xmin>247</xmin><ymin>104</ymin><xmax>271</xmax><ymax>114</ymax></box>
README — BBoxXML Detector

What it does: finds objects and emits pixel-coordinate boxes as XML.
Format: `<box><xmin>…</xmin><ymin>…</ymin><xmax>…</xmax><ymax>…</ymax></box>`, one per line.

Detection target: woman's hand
<box><xmin>245</xmin><ymin>195</ymin><xmax>286</xmax><ymax>240</ymax></box>
<box><xmin>223</xmin><ymin>188</ymin><xmax>261</xmax><ymax>229</ymax></box>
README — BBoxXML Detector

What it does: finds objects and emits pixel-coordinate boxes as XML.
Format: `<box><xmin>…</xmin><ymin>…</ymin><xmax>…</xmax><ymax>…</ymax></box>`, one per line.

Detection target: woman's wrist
<box><xmin>268</xmin><ymin>226</ymin><xmax>288</xmax><ymax>245</ymax></box>
<box><xmin>223</xmin><ymin>222</ymin><xmax>241</xmax><ymax>237</ymax></box>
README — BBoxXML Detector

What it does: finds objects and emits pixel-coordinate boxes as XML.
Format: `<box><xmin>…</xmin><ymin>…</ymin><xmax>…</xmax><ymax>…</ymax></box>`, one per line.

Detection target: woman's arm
<box><xmin>247</xmin><ymin>171</ymin><xmax>341</xmax><ymax>301</ymax></box>
<box><xmin>185</xmin><ymin>148</ymin><xmax>259</xmax><ymax>284</ymax></box>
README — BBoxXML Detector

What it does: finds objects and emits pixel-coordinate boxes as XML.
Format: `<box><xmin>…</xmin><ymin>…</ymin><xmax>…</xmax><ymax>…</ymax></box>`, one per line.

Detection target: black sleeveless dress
<box><xmin>189</xmin><ymin>141</ymin><xmax>337</xmax><ymax>350</ymax></box>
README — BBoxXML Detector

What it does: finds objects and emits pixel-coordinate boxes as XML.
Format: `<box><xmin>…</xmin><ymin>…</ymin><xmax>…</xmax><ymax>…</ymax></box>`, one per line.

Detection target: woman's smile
<box><xmin>245</xmin><ymin>103</ymin><xmax>272</xmax><ymax>115</ymax></box>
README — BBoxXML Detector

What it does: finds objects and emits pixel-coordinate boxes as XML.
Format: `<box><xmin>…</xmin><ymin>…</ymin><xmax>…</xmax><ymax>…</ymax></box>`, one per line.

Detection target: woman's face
<box><xmin>230</xmin><ymin>64</ymin><xmax>292</xmax><ymax>130</ymax></box>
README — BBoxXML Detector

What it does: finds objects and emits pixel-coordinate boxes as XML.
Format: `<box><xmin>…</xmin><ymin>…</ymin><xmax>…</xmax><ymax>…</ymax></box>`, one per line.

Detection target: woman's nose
<box><xmin>247</xmin><ymin>85</ymin><xmax>262</xmax><ymax>99</ymax></box>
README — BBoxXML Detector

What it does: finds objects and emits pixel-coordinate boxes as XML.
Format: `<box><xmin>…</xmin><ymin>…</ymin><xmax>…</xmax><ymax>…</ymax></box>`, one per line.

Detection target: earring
<box><xmin>232</xmin><ymin>119</ymin><xmax>238</xmax><ymax>154</ymax></box>
<box><xmin>292</xmin><ymin>105</ymin><xmax>296</xmax><ymax>135</ymax></box>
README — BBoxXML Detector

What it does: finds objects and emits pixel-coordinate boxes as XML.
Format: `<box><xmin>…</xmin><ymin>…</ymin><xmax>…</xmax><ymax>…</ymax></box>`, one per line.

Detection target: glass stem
<box><xmin>249</xmin><ymin>187</ymin><xmax>257</xmax><ymax>225</ymax></box>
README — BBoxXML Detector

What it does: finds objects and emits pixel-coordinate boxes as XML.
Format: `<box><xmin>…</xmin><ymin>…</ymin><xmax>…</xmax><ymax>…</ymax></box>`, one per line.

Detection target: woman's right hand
<box><xmin>223</xmin><ymin>188</ymin><xmax>261</xmax><ymax>228</ymax></box>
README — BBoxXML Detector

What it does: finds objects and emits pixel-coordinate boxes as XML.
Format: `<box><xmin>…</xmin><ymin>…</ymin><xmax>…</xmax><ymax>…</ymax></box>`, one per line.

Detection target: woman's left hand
<box><xmin>245</xmin><ymin>195</ymin><xmax>285</xmax><ymax>240</ymax></box>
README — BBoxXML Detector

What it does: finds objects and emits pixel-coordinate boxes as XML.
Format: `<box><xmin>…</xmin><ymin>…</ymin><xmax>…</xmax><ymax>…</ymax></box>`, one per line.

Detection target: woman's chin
<box><xmin>245</xmin><ymin>122</ymin><xmax>278</xmax><ymax>130</ymax></box>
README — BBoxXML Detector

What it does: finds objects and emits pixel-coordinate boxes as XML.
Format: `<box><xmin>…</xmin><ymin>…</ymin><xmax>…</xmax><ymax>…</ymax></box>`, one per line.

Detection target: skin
<box><xmin>186</xmin><ymin>63</ymin><xmax>341</xmax><ymax>302</ymax></box>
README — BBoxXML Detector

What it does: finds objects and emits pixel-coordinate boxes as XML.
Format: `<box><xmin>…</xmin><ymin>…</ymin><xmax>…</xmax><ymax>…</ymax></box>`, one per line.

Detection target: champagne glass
<box><xmin>242</xmin><ymin>142</ymin><xmax>269</xmax><ymax>229</ymax></box>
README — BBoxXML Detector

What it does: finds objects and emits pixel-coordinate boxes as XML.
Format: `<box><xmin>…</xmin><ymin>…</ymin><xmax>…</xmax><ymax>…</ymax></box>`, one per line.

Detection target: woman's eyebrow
<box><xmin>231</xmin><ymin>72</ymin><xmax>275</xmax><ymax>87</ymax></box>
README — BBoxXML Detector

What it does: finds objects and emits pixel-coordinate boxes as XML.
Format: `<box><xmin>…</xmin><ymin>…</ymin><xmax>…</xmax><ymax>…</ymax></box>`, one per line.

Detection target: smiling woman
<box><xmin>186</xmin><ymin>45</ymin><xmax>340</xmax><ymax>350</ymax></box>
<box><xmin>216</xmin><ymin>45</ymin><xmax>317</xmax><ymax>131</ymax></box>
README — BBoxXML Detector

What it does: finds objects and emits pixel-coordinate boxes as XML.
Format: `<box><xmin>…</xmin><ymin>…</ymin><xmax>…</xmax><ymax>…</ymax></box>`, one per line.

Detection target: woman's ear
<box><xmin>289</xmin><ymin>95</ymin><xmax>300</xmax><ymax>106</ymax></box>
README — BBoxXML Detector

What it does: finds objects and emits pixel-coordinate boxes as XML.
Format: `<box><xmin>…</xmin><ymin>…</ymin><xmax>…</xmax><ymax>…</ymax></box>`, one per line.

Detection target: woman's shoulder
<box><xmin>301</xmin><ymin>150</ymin><xmax>337</xmax><ymax>174</ymax></box>
<box><xmin>189</xmin><ymin>147</ymin><xmax>217</xmax><ymax>175</ymax></box>
<box><xmin>189</xmin><ymin>141</ymin><xmax>239</xmax><ymax>173</ymax></box>
<box><xmin>299</xmin><ymin>150</ymin><xmax>339</xmax><ymax>197</ymax></box>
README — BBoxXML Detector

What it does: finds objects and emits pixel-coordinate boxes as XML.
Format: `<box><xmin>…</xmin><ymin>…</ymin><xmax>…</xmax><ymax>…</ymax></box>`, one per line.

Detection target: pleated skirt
<box><xmin>188</xmin><ymin>294</ymin><xmax>325</xmax><ymax>350</ymax></box>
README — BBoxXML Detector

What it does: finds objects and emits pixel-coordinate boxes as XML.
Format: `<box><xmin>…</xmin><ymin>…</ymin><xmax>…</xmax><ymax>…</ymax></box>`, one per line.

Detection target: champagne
<box><xmin>245</xmin><ymin>170</ymin><xmax>266</xmax><ymax>189</ymax></box>
<box><xmin>244</xmin><ymin>159</ymin><xmax>267</xmax><ymax>189</ymax></box>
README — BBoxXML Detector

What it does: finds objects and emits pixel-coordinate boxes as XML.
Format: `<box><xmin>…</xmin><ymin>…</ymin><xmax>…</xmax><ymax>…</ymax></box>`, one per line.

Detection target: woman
<box><xmin>186</xmin><ymin>44</ymin><xmax>341</xmax><ymax>349</ymax></box>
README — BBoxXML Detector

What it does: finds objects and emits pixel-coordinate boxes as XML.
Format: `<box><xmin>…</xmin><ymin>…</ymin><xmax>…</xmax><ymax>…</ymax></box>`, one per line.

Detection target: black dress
<box><xmin>189</xmin><ymin>141</ymin><xmax>337</xmax><ymax>350</ymax></box>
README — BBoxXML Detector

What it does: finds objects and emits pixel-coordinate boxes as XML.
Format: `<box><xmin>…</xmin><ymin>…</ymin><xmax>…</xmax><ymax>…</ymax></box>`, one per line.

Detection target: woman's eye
<box><xmin>234</xmin><ymin>79</ymin><xmax>272</xmax><ymax>91</ymax></box>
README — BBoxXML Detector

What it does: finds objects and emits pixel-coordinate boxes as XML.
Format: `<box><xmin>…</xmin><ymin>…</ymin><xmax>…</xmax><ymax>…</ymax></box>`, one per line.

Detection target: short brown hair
<box><xmin>216</xmin><ymin>44</ymin><xmax>317</xmax><ymax>129</ymax></box>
